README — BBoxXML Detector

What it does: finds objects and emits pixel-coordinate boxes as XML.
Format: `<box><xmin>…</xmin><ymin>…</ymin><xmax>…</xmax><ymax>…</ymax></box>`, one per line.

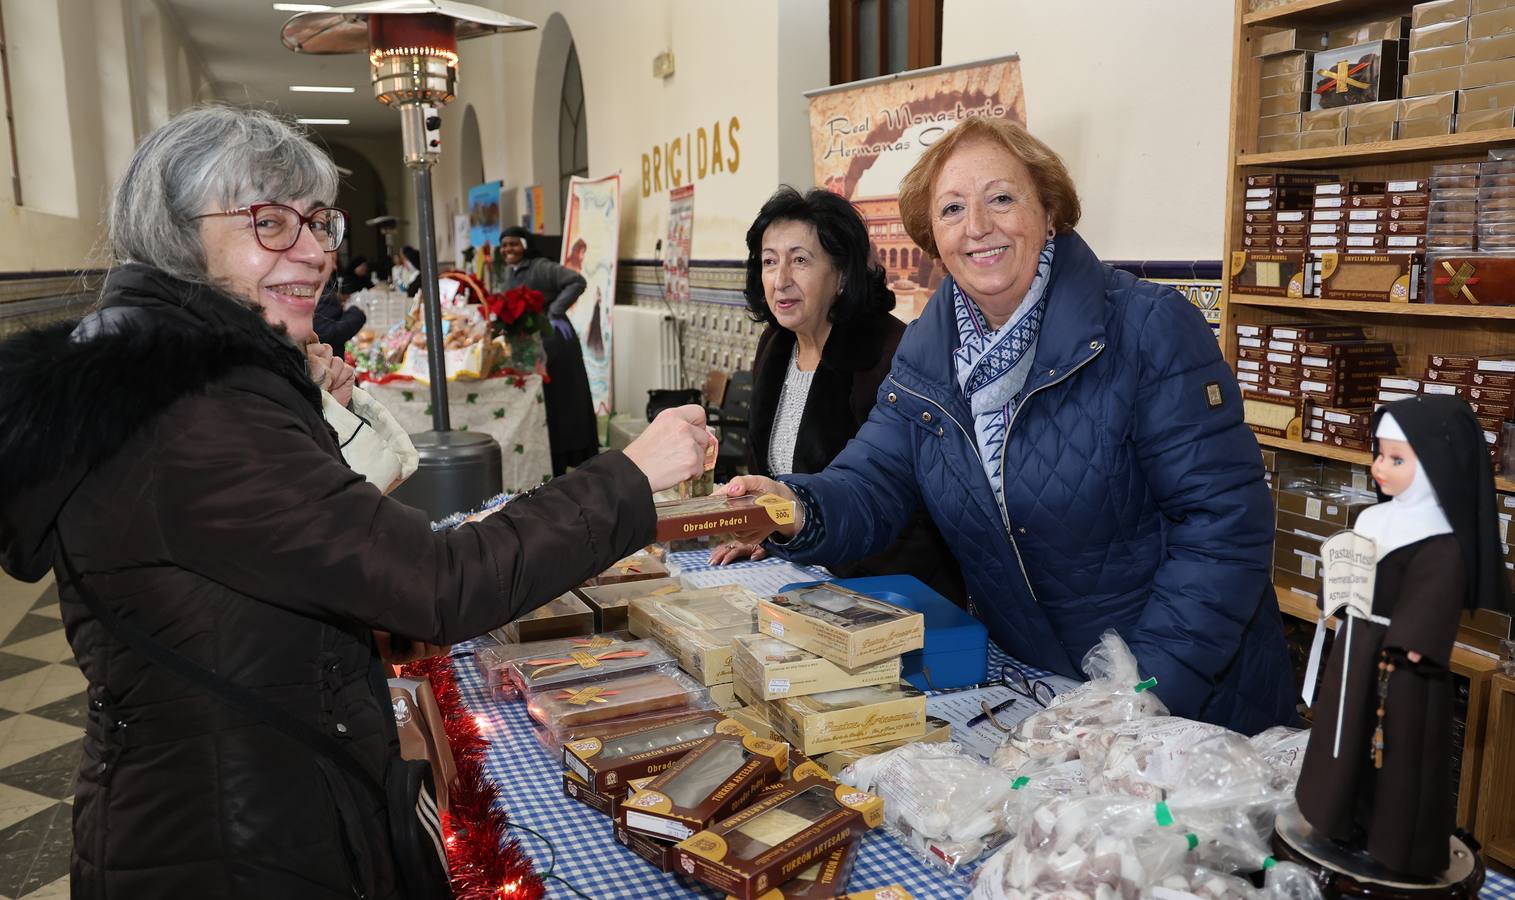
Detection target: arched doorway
<box><xmin>459</xmin><ymin>104</ymin><xmax>485</xmax><ymax>194</ymax></box>
<box><xmin>531</xmin><ymin>13</ymin><xmax>580</xmax><ymax>235</ymax></box>
<box><xmin>558</xmin><ymin>44</ymin><xmax>588</xmax><ymax>216</ymax></box>
<box><xmin>326</xmin><ymin>142</ymin><xmax>388</xmax><ymax>269</ymax></box>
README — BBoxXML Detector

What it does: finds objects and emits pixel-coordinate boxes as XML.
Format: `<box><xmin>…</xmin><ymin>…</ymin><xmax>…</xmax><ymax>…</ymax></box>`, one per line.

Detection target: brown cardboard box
<box><xmin>504</xmin><ymin>592</ymin><xmax>595</xmax><ymax>642</ymax></box>
<box><xmin>618</xmin><ymin>732</ymin><xmax>789</xmax><ymax>842</ymax></box>
<box><xmin>730</xmin><ymin>633</ymin><xmax>901</xmax><ymax>702</ymax></box>
<box><xmin>1262</xmin><ymin>52</ymin><xmax>1312</xmax><ymax>78</ymax></box>
<box><xmin>1258</xmin><ymin>28</ymin><xmax>1328</xmax><ymax>56</ymax></box>
<box><xmin>1277</xmin><ymin>486</ymin><xmax>1376</xmax><ymax>528</ymax></box>
<box><xmin>763</xmin><ymin>681</ymin><xmax>927</xmax><ymax>756</ymax></box>
<box><xmin>1475</xmin><ymin>0</ymin><xmax>1515</xmax><ymax>13</ymax></box>
<box><xmin>1261</xmin><ymin>71</ymin><xmax>1310</xmax><ymax>96</ymax></box>
<box><xmin>1401</xmin><ymin>91</ymin><xmax>1460</xmax><ymax>118</ymax></box>
<box><xmin>1261</xmin><ymin>92</ymin><xmax>1309</xmax><ymax>117</ymax></box>
<box><xmin>1457</xmin><ymin>105</ymin><xmax>1515</xmax><ymax>129</ymax></box>
<box><xmin>1409</xmin><ymin>43</ymin><xmax>1467</xmax><ymax>73</ymax></box>
<box><xmin>1404</xmin><ymin>65</ymin><xmax>1468</xmax><ymax>95</ymax></box>
<box><xmin>1231</xmin><ymin>251</ymin><xmax>1310</xmax><ymax>298</ymax></box>
<box><xmin>1274</xmin><ymin>565</ymin><xmax>1322</xmax><ymax>602</ymax></box>
<box><xmin>654</xmin><ymin>494</ymin><xmax>797</xmax><ymax>543</ymax></box>
<box><xmin>1399</xmin><ymin>115</ymin><xmax>1457</xmax><ymax>136</ymax></box>
<box><xmin>615</xmin><ymin>824</ymin><xmax>678</xmax><ymax>872</ymax></box>
<box><xmin>744</xmin><ymin>840</ymin><xmax>860</xmax><ymax>900</ymax></box>
<box><xmin>563</xmin><ymin>711</ymin><xmax>741</xmax><ymax>793</ymax></box>
<box><xmin>1300</xmin><ymin>129</ymin><xmax>1348</xmax><ymax>148</ymax></box>
<box><xmin>1415</xmin><ymin>0</ymin><xmax>1473</xmax><ymax>29</ymax></box>
<box><xmin>1471</xmin><ymin>7</ymin><xmax>1515</xmax><ymax>39</ymax></box>
<box><xmin>1274</xmin><ymin>527</ymin><xmax>1326</xmax><ymax>577</ymax></box>
<box><xmin>577</xmin><ymin>577</ymin><xmax>681</xmax><ymax>633</ymax></box>
<box><xmin>1347</xmin><ymin>99</ymin><xmax>1403</xmax><ymax>126</ymax></box>
<box><xmin>1465</xmin><ymin>31</ymin><xmax>1515</xmax><ymax>61</ymax></box>
<box><xmin>1462</xmin><ymin>80</ymin><xmax>1515</xmax><ymax>108</ymax></box>
<box><xmin>564</xmin><ymin>771</ymin><xmax>624</xmax><ymax>818</ymax></box>
<box><xmin>1302</xmin><ymin>107</ymin><xmax>1350</xmax><ymax>131</ymax></box>
<box><xmin>1258</xmin><ymin>133</ymin><xmax>1305</xmax><ymax>153</ymax></box>
<box><xmin>1348</xmin><ymin>122</ymin><xmax>1398</xmax><ymax>143</ymax></box>
<box><xmin>1261</xmin><ymin>113</ymin><xmax>1305</xmax><ymax>135</ymax></box>
<box><xmin>1330</xmin><ymin>17</ymin><xmax>1412</xmax><ymax>47</ymax></box>
<box><xmin>1463</xmin><ymin>55</ymin><xmax>1515</xmax><ymax>86</ymax></box>
<box><xmin>1413</xmin><ymin>18</ymin><xmax>1471</xmax><ymax>49</ymax></box>
<box><xmin>673</xmin><ymin>778</ymin><xmax>883</xmax><ymax>900</ymax></box>
<box><xmin>583</xmin><ymin>552</ymin><xmax>670</xmax><ymax>587</ymax></box>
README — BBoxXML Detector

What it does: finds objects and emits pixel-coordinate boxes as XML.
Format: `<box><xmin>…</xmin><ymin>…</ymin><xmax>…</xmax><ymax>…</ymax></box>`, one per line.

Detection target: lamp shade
<box><xmin>281</xmin><ymin>0</ymin><xmax>535</xmax><ymax>54</ymax></box>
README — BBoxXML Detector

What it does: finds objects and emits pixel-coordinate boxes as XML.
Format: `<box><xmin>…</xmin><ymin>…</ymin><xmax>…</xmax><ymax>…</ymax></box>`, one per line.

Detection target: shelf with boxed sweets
<box><xmin>757</xmin><ymin>584</ymin><xmax>924</xmax><ymax>670</ymax></box>
<box><xmin>1229</xmin><ymin>290</ymin><xmax>1515</xmax><ymax>315</ymax></box>
<box><xmin>672</xmin><ymin>777</ymin><xmax>883</xmax><ymax>900</ymax></box>
<box><xmin>1238</xmin><ymin>128</ymin><xmax>1515</xmax><ymax>166</ymax></box>
<box><xmin>1254</xmin><ymin>432</ymin><xmax>1515</xmax><ymax>490</ymax></box>
<box><xmin>1245</xmin><ymin>0</ymin><xmax>1418</xmax><ymax>27</ymax></box>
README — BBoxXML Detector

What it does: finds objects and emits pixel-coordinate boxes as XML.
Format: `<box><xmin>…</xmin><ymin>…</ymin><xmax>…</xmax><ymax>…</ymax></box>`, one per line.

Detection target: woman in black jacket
<box><xmin>0</xmin><ymin>106</ymin><xmax>711</xmax><ymax>900</ymax></box>
<box><xmin>709</xmin><ymin>187</ymin><xmax>964</xmax><ymax>604</ymax></box>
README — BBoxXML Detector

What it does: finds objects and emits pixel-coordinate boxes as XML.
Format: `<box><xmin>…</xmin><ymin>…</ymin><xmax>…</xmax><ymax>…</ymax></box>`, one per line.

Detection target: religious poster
<box><xmin>561</xmin><ymin>174</ymin><xmax>622</xmax><ymax>415</ymax></box>
<box><xmin>467</xmin><ymin>180</ymin><xmax>503</xmax><ymax>251</ymax></box>
<box><xmin>520</xmin><ymin>184</ymin><xmax>546</xmax><ymax>233</ymax></box>
<box><xmin>805</xmin><ymin>55</ymin><xmax>1025</xmax><ymax>321</ymax></box>
<box><xmin>664</xmin><ymin>184</ymin><xmax>695</xmax><ymax>303</ymax></box>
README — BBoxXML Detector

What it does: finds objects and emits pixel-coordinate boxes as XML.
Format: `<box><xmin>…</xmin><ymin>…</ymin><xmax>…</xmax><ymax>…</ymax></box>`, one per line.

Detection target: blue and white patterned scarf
<box><xmin>952</xmin><ymin>238</ymin><xmax>1056</xmax><ymax>521</ymax></box>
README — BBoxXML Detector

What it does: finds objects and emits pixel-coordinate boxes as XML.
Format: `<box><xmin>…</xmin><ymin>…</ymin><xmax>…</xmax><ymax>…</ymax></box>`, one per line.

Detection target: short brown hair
<box><xmin>896</xmin><ymin>117</ymin><xmax>1081</xmax><ymax>259</ymax></box>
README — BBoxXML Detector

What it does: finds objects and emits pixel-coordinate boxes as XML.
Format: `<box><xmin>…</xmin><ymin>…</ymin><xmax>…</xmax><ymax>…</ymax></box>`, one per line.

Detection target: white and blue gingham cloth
<box><xmin>455</xmin><ymin>555</ymin><xmax>1515</xmax><ymax>899</ymax></box>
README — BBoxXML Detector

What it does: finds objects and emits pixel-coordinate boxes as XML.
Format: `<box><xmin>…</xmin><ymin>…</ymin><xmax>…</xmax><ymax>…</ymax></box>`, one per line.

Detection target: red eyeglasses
<box><xmin>194</xmin><ymin>203</ymin><xmax>347</xmax><ymax>253</ymax></box>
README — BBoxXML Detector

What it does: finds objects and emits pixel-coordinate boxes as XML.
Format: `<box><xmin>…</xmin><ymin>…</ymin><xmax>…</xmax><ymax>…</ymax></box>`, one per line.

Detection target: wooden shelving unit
<box><xmin>1476</xmin><ymin>674</ymin><xmax>1515</xmax><ymax>869</ymax></box>
<box><xmin>1229</xmin><ymin>0</ymin><xmax>1515</xmax><ymax>843</ymax></box>
<box><xmin>1275</xmin><ymin>587</ymin><xmax>1497</xmax><ymax>833</ymax></box>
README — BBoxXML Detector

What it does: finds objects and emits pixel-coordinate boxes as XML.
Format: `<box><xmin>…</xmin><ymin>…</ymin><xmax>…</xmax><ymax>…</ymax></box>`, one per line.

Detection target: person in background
<box><xmin>0</xmin><ymin>105</ymin><xmax>712</xmax><ymax>899</ymax></box>
<box><xmin>313</xmin><ymin>274</ymin><xmax>365</xmax><ymax>360</ymax></box>
<box><xmin>725</xmin><ymin>116</ymin><xmax>1293</xmax><ymax>735</ymax></box>
<box><xmin>393</xmin><ymin>245</ymin><xmax>420</xmax><ymax>295</ymax></box>
<box><xmin>344</xmin><ymin>255</ymin><xmax>375</xmax><ymax>292</ymax></box>
<box><xmin>709</xmin><ymin>186</ymin><xmax>964</xmax><ymax>605</ymax></box>
<box><xmin>499</xmin><ymin>225</ymin><xmax>600</xmax><ymax>474</ymax></box>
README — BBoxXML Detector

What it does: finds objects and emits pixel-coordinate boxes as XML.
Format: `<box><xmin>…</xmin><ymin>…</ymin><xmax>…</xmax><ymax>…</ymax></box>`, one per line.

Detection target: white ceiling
<box><xmin>163</xmin><ymin>0</ymin><xmax>401</xmax><ymax>136</ymax></box>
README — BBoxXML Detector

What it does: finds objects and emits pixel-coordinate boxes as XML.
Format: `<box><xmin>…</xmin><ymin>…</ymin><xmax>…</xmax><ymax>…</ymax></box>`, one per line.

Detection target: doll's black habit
<box><xmin>1295</xmin><ymin>396</ymin><xmax>1509</xmax><ymax>878</ymax></box>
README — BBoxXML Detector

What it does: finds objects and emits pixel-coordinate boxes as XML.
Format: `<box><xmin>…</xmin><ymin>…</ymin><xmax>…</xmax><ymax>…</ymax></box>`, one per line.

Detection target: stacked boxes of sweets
<box><xmin>1273</xmin><ymin>473</ymin><xmax>1380</xmax><ymax>601</ymax></box>
<box><xmin>1427</xmin><ymin>155</ymin><xmax>1515</xmax><ymax>306</ymax></box>
<box><xmin>1234</xmin><ymin>174</ymin><xmax>1338</xmax><ymax>301</ymax></box>
<box><xmin>629</xmin><ymin>584</ymin><xmax>766</xmax><ymax>711</ymax></box>
<box><xmin>1401</xmin><ymin>2</ymin><xmax>1465</xmax><ymax>137</ymax></box>
<box><xmin>714</xmin><ymin>584</ymin><xmax>935</xmax><ymax>774</ymax></box>
<box><xmin>1255</xmin><ymin>34</ymin><xmax>1321</xmax><ymax>154</ymax></box>
<box><xmin>1302</xmin><ymin>16</ymin><xmax>1409</xmax><ymax>148</ymax></box>
<box><xmin>1315</xmin><ymin>180</ymin><xmax>1430</xmax><ymax>301</ymax></box>
<box><xmin>1423</xmin><ymin>352</ymin><xmax>1515</xmax><ymax>472</ymax></box>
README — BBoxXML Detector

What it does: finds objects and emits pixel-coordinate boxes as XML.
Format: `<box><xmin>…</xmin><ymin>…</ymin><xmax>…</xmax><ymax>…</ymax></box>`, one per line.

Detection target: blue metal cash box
<box><xmin>776</xmin><ymin>574</ymin><xmax>988</xmax><ymax>690</ymax></box>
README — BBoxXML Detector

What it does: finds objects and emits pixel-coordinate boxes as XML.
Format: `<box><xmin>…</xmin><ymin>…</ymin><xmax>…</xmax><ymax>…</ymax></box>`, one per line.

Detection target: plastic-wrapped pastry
<box><xmin>991</xmin><ymin>631</ymin><xmax>1167</xmax><ymax>773</ymax></box>
<box><xmin>525</xmin><ymin>666</ymin><xmax>715</xmax><ymax>732</ymax></box>
<box><xmin>1246</xmin><ymin>725</ymin><xmax>1310</xmax><ymax>781</ymax></box>
<box><xmin>506</xmin><ymin>638</ymin><xmax>676</xmax><ymax>693</ymax></box>
<box><xmin>841</xmin><ymin>742</ymin><xmax>1018</xmax><ymax>872</ymax></box>
<box><xmin>474</xmin><ymin>631</ymin><xmax>636</xmax><ymax>699</ymax></box>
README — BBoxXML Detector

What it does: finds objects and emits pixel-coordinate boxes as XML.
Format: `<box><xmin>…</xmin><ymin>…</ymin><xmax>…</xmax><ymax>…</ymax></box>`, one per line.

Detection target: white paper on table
<box><xmin>928</xmin><ymin>685</ymin><xmax>1066</xmax><ymax>762</ymax></box>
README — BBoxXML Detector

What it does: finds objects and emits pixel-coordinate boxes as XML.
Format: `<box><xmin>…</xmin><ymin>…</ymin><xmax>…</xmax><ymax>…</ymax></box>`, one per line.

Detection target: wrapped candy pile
<box><xmin>841</xmin><ymin>632</ymin><xmax>1323</xmax><ymax>900</ymax></box>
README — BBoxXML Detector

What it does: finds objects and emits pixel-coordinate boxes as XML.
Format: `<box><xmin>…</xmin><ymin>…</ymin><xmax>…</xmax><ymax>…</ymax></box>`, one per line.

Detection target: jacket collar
<box><xmin>760</xmin><ymin>308</ymin><xmax>897</xmax><ymax>376</ymax></box>
<box><xmin>903</xmin><ymin>231</ymin><xmax>1108</xmax><ymax>394</ymax></box>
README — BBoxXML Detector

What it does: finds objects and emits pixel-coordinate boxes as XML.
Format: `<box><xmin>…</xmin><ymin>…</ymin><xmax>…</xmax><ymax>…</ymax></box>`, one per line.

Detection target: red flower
<box><xmin>502</xmin><ymin>291</ymin><xmax>527</xmax><ymax>323</ymax></box>
<box><xmin>504</xmin><ymin>285</ymin><xmax>546</xmax><ymax>317</ymax></box>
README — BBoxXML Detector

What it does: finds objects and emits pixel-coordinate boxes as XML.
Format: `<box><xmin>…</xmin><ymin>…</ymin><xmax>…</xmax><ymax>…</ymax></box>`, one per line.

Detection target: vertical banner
<box><xmin>561</xmin><ymin>174</ymin><xmax>622</xmax><ymax>415</ymax></box>
<box><xmin>452</xmin><ymin>215</ymin><xmax>470</xmax><ymax>268</ymax></box>
<box><xmin>520</xmin><ymin>185</ymin><xmax>546</xmax><ymax>233</ymax></box>
<box><xmin>664</xmin><ymin>184</ymin><xmax>695</xmax><ymax>303</ymax></box>
<box><xmin>805</xmin><ymin>56</ymin><xmax>1026</xmax><ymax>321</ymax></box>
<box><xmin>467</xmin><ymin>180</ymin><xmax>503</xmax><ymax>251</ymax></box>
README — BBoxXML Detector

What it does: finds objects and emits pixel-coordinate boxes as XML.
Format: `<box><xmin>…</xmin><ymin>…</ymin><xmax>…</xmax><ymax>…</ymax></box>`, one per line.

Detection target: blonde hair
<box><xmin>897</xmin><ymin>117</ymin><xmax>1080</xmax><ymax>259</ymax></box>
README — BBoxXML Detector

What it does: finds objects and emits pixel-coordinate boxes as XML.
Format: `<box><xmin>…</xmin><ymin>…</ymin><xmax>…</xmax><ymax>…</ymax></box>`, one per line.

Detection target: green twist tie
<box><xmin>1263</xmin><ymin>857</ymin><xmax>1277</xmax><ymax>870</ymax></box>
<box><xmin>1011</xmin><ymin>777</ymin><xmax>1029</xmax><ymax>790</ymax></box>
<box><xmin>1154</xmin><ymin>801</ymin><xmax>1173</xmax><ymax>827</ymax></box>
<box><xmin>1134</xmin><ymin>677</ymin><xmax>1158</xmax><ymax>693</ymax></box>
<box><xmin>1184</xmin><ymin>833</ymin><xmax>1198</xmax><ymax>851</ymax></box>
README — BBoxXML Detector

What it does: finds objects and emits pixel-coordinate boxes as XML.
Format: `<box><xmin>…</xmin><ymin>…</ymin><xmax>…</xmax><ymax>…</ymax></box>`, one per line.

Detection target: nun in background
<box><xmin>497</xmin><ymin>225</ymin><xmax>600</xmax><ymax>474</ymax></box>
<box><xmin>1295</xmin><ymin>395</ymin><xmax>1510</xmax><ymax>878</ymax></box>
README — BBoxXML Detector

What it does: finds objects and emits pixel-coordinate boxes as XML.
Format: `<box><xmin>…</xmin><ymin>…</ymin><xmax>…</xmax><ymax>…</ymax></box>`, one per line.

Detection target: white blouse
<box><xmin>766</xmin><ymin>346</ymin><xmax>816</xmax><ymax>476</ymax></box>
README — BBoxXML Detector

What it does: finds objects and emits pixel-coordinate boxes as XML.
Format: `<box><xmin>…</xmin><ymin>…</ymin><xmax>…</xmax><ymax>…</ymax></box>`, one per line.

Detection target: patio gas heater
<box><xmin>282</xmin><ymin>0</ymin><xmax>536</xmax><ymax>519</ymax></box>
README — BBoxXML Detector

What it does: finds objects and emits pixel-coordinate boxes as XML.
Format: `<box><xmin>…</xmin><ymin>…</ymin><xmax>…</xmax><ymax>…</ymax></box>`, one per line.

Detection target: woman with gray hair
<box><xmin>0</xmin><ymin>106</ymin><xmax>711</xmax><ymax>898</ymax></box>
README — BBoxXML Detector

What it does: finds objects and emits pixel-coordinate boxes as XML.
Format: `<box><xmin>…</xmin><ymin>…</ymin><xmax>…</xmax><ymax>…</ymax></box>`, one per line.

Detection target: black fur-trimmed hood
<box><xmin>0</xmin><ymin>263</ymin><xmax>319</xmax><ymax>579</ymax></box>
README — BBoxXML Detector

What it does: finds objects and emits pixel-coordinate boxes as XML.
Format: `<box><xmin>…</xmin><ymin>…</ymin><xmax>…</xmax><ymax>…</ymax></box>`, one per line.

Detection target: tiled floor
<box><xmin>0</xmin><ymin>571</ymin><xmax>77</xmax><ymax>899</ymax></box>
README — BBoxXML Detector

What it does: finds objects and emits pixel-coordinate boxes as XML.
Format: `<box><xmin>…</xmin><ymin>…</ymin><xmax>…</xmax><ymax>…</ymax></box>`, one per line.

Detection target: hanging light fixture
<box><xmin>282</xmin><ymin>1</ymin><xmax>537</xmax><ymax>518</ymax></box>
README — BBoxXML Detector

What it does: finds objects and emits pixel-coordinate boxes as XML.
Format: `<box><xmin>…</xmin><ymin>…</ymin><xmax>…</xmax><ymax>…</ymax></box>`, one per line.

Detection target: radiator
<box><xmin>611</xmin><ymin>304</ymin><xmax>680</xmax><ymax>417</ymax></box>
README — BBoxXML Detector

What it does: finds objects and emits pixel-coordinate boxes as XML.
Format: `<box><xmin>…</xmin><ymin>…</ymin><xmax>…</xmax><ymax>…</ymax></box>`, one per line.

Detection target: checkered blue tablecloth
<box><xmin>454</xmin><ymin>555</ymin><xmax>1515</xmax><ymax>899</ymax></box>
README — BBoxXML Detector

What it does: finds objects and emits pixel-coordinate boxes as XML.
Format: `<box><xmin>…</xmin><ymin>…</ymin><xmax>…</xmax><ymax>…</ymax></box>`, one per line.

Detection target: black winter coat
<box><xmin>747</xmin><ymin>313</ymin><xmax>965</xmax><ymax>604</ymax></box>
<box><xmin>0</xmin><ymin>265</ymin><xmax>654</xmax><ymax>899</ymax></box>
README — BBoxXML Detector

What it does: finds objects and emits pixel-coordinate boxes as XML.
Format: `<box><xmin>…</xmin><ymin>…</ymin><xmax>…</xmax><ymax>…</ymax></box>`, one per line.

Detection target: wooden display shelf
<box><xmin>1241</xmin><ymin>0</ymin><xmax>1413</xmax><ymax>27</ymax></box>
<box><xmin>1276</xmin><ymin>586</ymin><xmax>1496</xmax><ymax>837</ymax></box>
<box><xmin>1476</xmin><ymin>674</ymin><xmax>1515</xmax><ymax>868</ymax></box>
<box><xmin>1254</xmin><ymin>433</ymin><xmax>1515</xmax><ymax>492</ymax></box>
<box><xmin>1229</xmin><ymin>294</ymin><xmax>1515</xmax><ymax>320</ymax></box>
<box><xmin>1238</xmin><ymin>129</ymin><xmax>1515</xmax><ymax>168</ymax></box>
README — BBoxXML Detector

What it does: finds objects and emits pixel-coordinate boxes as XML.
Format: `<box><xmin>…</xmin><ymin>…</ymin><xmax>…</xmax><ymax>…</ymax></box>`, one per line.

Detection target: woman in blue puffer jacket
<box><xmin>725</xmin><ymin>117</ymin><xmax>1294</xmax><ymax>734</ymax></box>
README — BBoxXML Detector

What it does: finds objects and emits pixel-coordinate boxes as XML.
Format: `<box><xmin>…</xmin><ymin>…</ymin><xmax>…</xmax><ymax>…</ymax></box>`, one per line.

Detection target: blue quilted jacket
<box><xmin>778</xmin><ymin>231</ymin><xmax>1295</xmax><ymax>734</ymax></box>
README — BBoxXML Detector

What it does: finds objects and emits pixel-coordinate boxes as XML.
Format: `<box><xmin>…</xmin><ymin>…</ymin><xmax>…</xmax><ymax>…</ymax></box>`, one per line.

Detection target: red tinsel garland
<box><xmin>402</xmin><ymin>656</ymin><xmax>545</xmax><ymax>900</ymax></box>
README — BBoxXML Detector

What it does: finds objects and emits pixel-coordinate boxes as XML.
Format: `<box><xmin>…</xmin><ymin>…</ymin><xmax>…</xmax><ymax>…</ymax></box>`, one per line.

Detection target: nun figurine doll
<box><xmin>1295</xmin><ymin>396</ymin><xmax>1510</xmax><ymax>878</ymax></box>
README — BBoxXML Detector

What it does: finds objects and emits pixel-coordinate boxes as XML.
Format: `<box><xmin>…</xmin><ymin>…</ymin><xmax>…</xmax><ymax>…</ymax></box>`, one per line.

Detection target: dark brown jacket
<box><xmin>0</xmin><ymin>264</ymin><xmax>654</xmax><ymax>899</ymax></box>
<box><xmin>747</xmin><ymin>313</ymin><xmax>965</xmax><ymax>604</ymax></box>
